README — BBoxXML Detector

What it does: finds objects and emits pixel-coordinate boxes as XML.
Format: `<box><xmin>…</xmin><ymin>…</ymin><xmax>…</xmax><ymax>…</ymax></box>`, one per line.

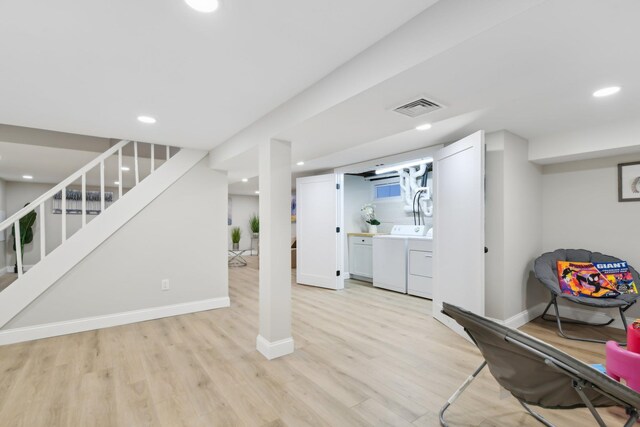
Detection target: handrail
<box><xmin>0</xmin><ymin>140</ymin><xmax>130</xmax><ymax>232</ymax></box>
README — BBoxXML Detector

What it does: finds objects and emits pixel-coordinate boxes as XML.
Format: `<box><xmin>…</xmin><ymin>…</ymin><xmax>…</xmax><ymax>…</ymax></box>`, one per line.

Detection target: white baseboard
<box><xmin>498</xmin><ymin>303</ymin><xmax>547</xmax><ymax>329</ymax></box>
<box><xmin>0</xmin><ymin>296</ymin><xmax>230</xmax><ymax>346</ymax></box>
<box><xmin>499</xmin><ymin>301</ymin><xmax>634</xmax><ymax>330</ymax></box>
<box><xmin>256</xmin><ymin>334</ymin><xmax>294</xmax><ymax>360</ymax></box>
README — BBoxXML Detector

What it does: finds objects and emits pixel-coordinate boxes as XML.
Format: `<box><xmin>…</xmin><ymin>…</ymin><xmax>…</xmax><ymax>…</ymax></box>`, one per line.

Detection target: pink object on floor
<box><xmin>606</xmin><ymin>341</ymin><xmax>640</xmax><ymax>393</ymax></box>
<box><xmin>629</xmin><ymin>323</ymin><xmax>640</xmax><ymax>354</ymax></box>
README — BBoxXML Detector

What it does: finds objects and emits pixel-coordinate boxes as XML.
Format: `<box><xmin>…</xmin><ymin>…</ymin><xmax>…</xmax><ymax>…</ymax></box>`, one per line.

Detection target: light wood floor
<box><xmin>0</xmin><ymin>256</ymin><xmax>630</xmax><ymax>426</ymax></box>
<box><xmin>0</xmin><ymin>272</ymin><xmax>17</xmax><ymax>292</ymax></box>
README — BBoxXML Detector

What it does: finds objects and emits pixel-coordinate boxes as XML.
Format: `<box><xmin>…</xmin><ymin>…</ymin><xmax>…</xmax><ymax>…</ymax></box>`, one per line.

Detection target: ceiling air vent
<box><xmin>393</xmin><ymin>98</ymin><xmax>442</xmax><ymax>118</ymax></box>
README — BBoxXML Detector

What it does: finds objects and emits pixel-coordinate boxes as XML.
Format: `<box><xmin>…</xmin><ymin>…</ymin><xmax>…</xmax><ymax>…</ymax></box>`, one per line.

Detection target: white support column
<box><xmin>256</xmin><ymin>139</ymin><xmax>294</xmax><ymax>360</ymax></box>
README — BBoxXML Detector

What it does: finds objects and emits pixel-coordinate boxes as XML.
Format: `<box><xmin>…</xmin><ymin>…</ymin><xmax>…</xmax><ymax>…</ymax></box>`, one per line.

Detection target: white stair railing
<box><xmin>0</xmin><ymin>140</ymin><xmax>175</xmax><ymax>280</ymax></box>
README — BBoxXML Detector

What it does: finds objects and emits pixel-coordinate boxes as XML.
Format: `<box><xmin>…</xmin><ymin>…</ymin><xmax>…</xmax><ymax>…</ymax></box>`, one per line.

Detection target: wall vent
<box><xmin>393</xmin><ymin>98</ymin><xmax>442</xmax><ymax>118</ymax></box>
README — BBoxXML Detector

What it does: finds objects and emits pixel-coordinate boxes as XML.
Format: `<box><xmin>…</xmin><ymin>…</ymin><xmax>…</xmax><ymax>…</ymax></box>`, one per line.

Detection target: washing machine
<box><xmin>372</xmin><ymin>225</ymin><xmax>429</xmax><ymax>294</ymax></box>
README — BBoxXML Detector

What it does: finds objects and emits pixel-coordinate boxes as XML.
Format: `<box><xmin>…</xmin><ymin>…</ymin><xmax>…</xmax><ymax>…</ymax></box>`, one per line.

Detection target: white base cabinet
<box><xmin>407</xmin><ymin>238</ymin><xmax>433</xmax><ymax>298</ymax></box>
<box><xmin>348</xmin><ymin>235</ymin><xmax>373</xmax><ymax>281</ymax></box>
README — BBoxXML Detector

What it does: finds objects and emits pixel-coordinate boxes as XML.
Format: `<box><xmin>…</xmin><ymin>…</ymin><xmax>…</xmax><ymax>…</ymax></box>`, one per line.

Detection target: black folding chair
<box><xmin>439</xmin><ymin>303</ymin><xmax>640</xmax><ymax>427</ymax></box>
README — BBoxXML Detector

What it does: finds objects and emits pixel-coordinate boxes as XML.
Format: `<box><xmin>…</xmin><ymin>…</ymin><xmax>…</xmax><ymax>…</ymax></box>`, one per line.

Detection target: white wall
<box><xmin>502</xmin><ymin>132</ymin><xmax>546</xmax><ymax>320</ymax></box>
<box><xmin>0</xmin><ymin>123</ymin><xmax>111</xmax><ymax>152</ymax></box>
<box><xmin>4</xmin><ymin>157</ymin><xmax>228</xmax><ymax>328</ymax></box>
<box><xmin>484</xmin><ymin>131</ymin><xmax>546</xmax><ymax>321</ymax></box>
<box><xmin>343</xmin><ymin>174</ymin><xmax>433</xmax><ymax>235</ymax></box>
<box><xmin>529</xmin><ymin>119</ymin><xmax>640</xmax><ymax>164</ymax></box>
<box><xmin>228</xmin><ymin>194</ymin><xmax>259</xmax><ymax>250</ymax></box>
<box><xmin>344</xmin><ymin>175</ymin><xmax>373</xmax><ymax>234</ymax></box>
<box><xmin>4</xmin><ymin>182</ymin><xmax>120</xmax><ymax>268</ymax></box>
<box><xmin>0</xmin><ymin>178</ymin><xmax>6</xmax><ymax>271</ymax></box>
<box><xmin>484</xmin><ymin>135</ymin><xmax>505</xmax><ymax>319</ymax></box>
<box><xmin>542</xmin><ymin>153</ymin><xmax>640</xmax><ymax>320</ymax></box>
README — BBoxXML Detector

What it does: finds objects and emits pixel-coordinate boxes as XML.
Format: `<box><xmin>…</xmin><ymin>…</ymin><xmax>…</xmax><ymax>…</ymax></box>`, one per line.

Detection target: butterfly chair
<box><xmin>439</xmin><ymin>303</ymin><xmax>640</xmax><ymax>427</ymax></box>
<box><xmin>534</xmin><ymin>249</ymin><xmax>640</xmax><ymax>344</ymax></box>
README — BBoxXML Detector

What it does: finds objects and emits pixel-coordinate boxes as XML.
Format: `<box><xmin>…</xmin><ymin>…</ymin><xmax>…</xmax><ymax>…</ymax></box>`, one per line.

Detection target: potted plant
<box><xmin>249</xmin><ymin>214</ymin><xmax>259</xmax><ymax>238</ymax></box>
<box><xmin>361</xmin><ymin>203</ymin><xmax>381</xmax><ymax>234</ymax></box>
<box><xmin>231</xmin><ymin>226</ymin><xmax>242</xmax><ymax>250</ymax></box>
<box><xmin>11</xmin><ymin>203</ymin><xmax>37</xmax><ymax>273</ymax></box>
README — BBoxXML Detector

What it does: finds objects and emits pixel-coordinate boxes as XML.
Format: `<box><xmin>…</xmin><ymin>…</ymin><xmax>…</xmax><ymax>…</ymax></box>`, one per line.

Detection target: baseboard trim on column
<box><xmin>256</xmin><ymin>334</ymin><xmax>294</xmax><ymax>360</ymax></box>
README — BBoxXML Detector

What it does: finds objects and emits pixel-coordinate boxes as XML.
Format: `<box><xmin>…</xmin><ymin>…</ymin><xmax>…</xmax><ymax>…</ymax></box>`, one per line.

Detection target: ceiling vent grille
<box><xmin>393</xmin><ymin>98</ymin><xmax>442</xmax><ymax>118</ymax></box>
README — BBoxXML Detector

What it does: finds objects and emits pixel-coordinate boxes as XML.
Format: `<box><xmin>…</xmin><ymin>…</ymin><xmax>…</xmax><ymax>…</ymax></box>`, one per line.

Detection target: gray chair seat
<box><xmin>439</xmin><ymin>303</ymin><xmax>640</xmax><ymax>427</ymax></box>
<box><xmin>558</xmin><ymin>292</ymin><xmax>638</xmax><ymax>308</ymax></box>
<box><xmin>534</xmin><ymin>249</ymin><xmax>640</xmax><ymax>344</ymax></box>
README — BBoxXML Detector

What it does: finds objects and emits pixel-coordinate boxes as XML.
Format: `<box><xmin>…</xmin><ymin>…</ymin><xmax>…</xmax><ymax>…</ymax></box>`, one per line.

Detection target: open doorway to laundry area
<box><xmin>296</xmin><ymin>131</ymin><xmax>486</xmax><ymax>338</ymax></box>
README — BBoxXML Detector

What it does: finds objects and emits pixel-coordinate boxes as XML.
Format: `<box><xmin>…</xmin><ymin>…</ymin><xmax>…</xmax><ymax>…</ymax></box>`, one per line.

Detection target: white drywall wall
<box><xmin>542</xmin><ymin>153</ymin><xmax>640</xmax><ymax>320</ymax></box>
<box><xmin>343</xmin><ymin>174</ymin><xmax>433</xmax><ymax>235</ymax></box>
<box><xmin>228</xmin><ymin>194</ymin><xmax>259</xmax><ymax>250</ymax></box>
<box><xmin>502</xmin><ymin>132</ymin><xmax>546</xmax><ymax>320</ymax></box>
<box><xmin>344</xmin><ymin>175</ymin><xmax>372</xmax><ymax>234</ymax></box>
<box><xmin>529</xmin><ymin>119</ymin><xmax>640</xmax><ymax>164</ymax></box>
<box><xmin>484</xmin><ymin>133</ymin><xmax>505</xmax><ymax>319</ymax></box>
<box><xmin>0</xmin><ymin>178</ymin><xmax>6</xmax><ymax>271</ymax></box>
<box><xmin>4</xmin><ymin>157</ymin><xmax>228</xmax><ymax>328</ymax></box>
<box><xmin>4</xmin><ymin>182</ymin><xmax>120</xmax><ymax>268</ymax></box>
<box><xmin>484</xmin><ymin>131</ymin><xmax>546</xmax><ymax>321</ymax></box>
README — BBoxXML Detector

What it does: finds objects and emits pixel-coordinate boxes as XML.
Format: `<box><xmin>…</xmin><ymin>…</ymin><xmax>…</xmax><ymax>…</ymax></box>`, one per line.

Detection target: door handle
<box><xmin>484</xmin><ymin>247</ymin><xmax>489</xmax><ymax>254</ymax></box>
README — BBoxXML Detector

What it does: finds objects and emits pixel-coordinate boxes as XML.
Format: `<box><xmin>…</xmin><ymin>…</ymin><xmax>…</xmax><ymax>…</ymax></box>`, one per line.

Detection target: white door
<box><xmin>296</xmin><ymin>174</ymin><xmax>344</xmax><ymax>289</ymax></box>
<box><xmin>433</xmin><ymin>131</ymin><xmax>485</xmax><ymax>336</ymax></box>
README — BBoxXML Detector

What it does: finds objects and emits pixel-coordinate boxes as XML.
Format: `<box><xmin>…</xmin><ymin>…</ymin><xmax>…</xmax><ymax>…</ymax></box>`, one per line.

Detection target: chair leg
<box><xmin>572</xmin><ymin>380</ymin><xmax>606</xmax><ymax>427</ymax></box>
<box><xmin>541</xmin><ymin>295</ymin><xmax>615</xmax><ymax>327</ymax></box>
<box><xmin>620</xmin><ymin>307</ymin><xmax>629</xmax><ymax>332</ymax></box>
<box><xmin>624</xmin><ymin>409</ymin><xmax>639</xmax><ymax>427</ymax></box>
<box><xmin>517</xmin><ymin>400</ymin><xmax>555</xmax><ymax>427</ymax></box>
<box><xmin>543</xmin><ymin>296</ymin><xmax>626</xmax><ymax>345</ymax></box>
<box><xmin>439</xmin><ymin>361</ymin><xmax>487</xmax><ymax>427</ymax></box>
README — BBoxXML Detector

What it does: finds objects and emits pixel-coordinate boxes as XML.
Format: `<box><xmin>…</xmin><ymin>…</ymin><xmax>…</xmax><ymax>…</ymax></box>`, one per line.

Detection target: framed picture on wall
<box><xmin>618</xmin><ymin>161</ymin><xmax>640</xmax><ymax>202</ymax></box>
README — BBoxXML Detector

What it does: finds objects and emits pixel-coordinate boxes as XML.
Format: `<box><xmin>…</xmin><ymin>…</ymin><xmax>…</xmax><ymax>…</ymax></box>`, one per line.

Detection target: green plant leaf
<box><xmin>231</xmin><ymin>226</ymin><xmax>242</xmax><ymax>244</ymax></box>
<box><xmin>249</xmin><ymin>214</ymin><xmax>259</xmax><ymax>233</ymax></box>
<box><xmin>11</xmin><ymin>206</ymin><xmax>37</xmax><ymax>254</ymax></box>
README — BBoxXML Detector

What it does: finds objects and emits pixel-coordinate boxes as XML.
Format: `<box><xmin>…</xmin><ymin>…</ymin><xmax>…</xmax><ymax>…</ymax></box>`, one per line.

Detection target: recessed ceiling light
<box><xmin>296</xmin><ymin>161</ymin><xmax>305</xmax><ymax>166</ymax></box>
<box><xmin>137</xmin><ymin>115</ymin><xmax>156</xmax><ymax>124</ymax></box>
<box><xmin>241</xmin><ymin>178</ymin><xmax>248</xmax><ymax>182</ymax></box>
<box><xmin>255</xmin><ymin>191</ymin><xmax>260</xmax><ymax>194</ymax></box>
<box><xmin>185</xmin><ymin>0</ymin><xmax>219</xmax><ymax>13</ymax></box>
<box><xmin>114</xmin><ymin>181</ymin><xmax>120</xmax><ymax>185</ymax></box>
<box><xmin>121</xmin><ymin>166</ymin><xmax>130</xmax><ymax>171</ymax></box>
<box><xmin>22</xmin><ymin>175</ymin><xmax>33</xmax><ymax>180</ymax></box>
<box><xmin>416</xmin><ymin>123</ymin><xmax>432</xmax><ymax>131</ymax></box>
<box><xmin>593</xmin><ymin>86</ymin><xmax>621</xmax><ymax>97</ymax></box>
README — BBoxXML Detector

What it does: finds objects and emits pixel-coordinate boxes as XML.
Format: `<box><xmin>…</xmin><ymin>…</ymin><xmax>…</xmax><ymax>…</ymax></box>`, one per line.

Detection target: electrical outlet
<box><xmin>161</xmin><ymin>279</ymin><xmax>170</xmax><ymax>291</ymax></box>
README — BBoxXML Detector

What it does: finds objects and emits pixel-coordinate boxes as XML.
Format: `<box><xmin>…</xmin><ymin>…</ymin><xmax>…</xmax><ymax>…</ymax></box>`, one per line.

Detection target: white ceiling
<box><xmin>4</xmin><ymin>1</ymin><xmax>640</xmax><ymax>192</ymax></box>
<box><xmin>277</xmin><ymin>0</ymin><xmax>640</xmax><ymax>171</ymax></box>
<box><xmin>0</xmin><ymin>0</ymin><xmax>436</xmax><ymax>149</ymax></box>
<box><xmin>0</xmin><ymin>141</ymin><xmax>160</xmax><ymax>188</ymax></box>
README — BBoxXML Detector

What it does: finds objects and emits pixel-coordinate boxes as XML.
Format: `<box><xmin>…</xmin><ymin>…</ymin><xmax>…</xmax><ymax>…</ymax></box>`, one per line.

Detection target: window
<box><xmin>374</xmin><ymin>182</ymin><xmax>401</xmax><ymax>200</ymax></box>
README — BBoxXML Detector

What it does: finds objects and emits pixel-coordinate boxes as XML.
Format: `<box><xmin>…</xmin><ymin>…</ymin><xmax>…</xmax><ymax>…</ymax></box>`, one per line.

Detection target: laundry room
<box><xmin>341</xmin><ymin>154</ymin><xmax>435</xmax><ymax>299</ymax></box>
<box><xmin>296</xmin><ymin>131</ymin><xmax>484</xmax><ymax>326</ymax></box>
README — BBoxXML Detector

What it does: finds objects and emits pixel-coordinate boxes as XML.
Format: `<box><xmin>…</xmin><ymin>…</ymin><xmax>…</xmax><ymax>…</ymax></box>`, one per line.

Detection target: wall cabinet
<box><xmin>348</xmin><ymin>235</ymin><xmax>373</xmax><ymax>281</ymax></box>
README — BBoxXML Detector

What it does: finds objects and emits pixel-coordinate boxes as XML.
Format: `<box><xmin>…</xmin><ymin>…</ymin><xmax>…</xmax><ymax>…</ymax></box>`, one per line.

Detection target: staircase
<box><xmin>0</xmin><ymin>140</ymin><xmax>207</xmax><ymax>331</ymax></box>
